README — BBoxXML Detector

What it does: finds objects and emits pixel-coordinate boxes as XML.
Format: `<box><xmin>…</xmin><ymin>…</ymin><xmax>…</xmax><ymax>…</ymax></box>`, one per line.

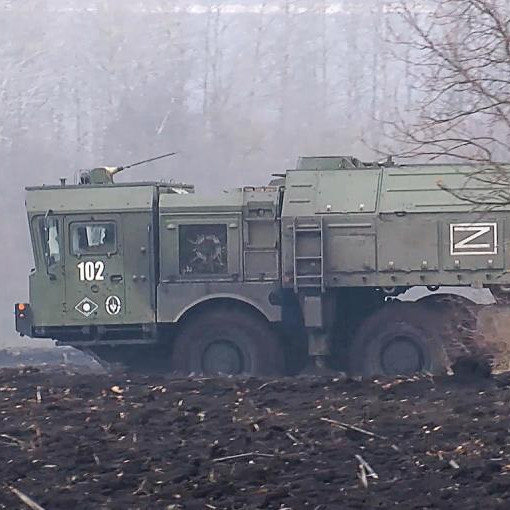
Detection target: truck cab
<box><xmin>20</xmin><ymin>181</ymin><xmax>163</xmax><ymax>340</ymax></box>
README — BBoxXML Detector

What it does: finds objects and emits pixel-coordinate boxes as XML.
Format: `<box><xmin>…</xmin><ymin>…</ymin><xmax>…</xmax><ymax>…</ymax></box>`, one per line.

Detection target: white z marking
<box><xmin>450</xmin><ymin>223</ymin><xmax>497</xmax><ymax>255</ymax></box>
<box><xmin>454</xmin><ymin>226</ymin><xmax>491</xmax><ymax>250</ymax></box>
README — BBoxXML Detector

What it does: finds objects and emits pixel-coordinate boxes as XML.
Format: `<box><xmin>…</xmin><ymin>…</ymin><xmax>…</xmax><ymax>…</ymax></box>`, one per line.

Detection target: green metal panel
<box><xmin>316</xmin><ymin>170</ymin><xmax>380</xmax><ymax>214</ymax></box>
<box><xmin>297</xmin><ymin>156</ymin><xmax>369</xmax><ymax>170</ymax></box>
<box><xmin>324</xmin><ymin>220</ymin><xmax>376</xmax><ymax>273</ymax></box>
<box><xmin>439</xmin><ymin>217</ymin><xmax>504</xmax><ymax>271</ymax></box>
<box><xmin>243</xmin><ymin>187</ymin><xmax>280</xmax><ymax>282</ymax></box>
<box><xmin>159</xmin><ymin>189</ymin><xmax>243</xmax><ymax>213</ymax></box>
<box><xmin>26</xmin><ymin>185</ymin><xmax>155</xmax><ymax>214</ymax></box>
<box><xmin>120</xmin><ymin>212</ymin><xmax>155</xmax><ymax>323</ymax></box>
<box><xmin>379</xmin><ymin>166</ymin><xmax>510</xmax><ymax>213</ymax></box>
<box><xmin>157</xmin><ymin>281</ymin><xmax>282</xmax><ymax>323</ymax></box>
<box><xmin>159</xmin><ymin>189</ymin><xmax>244</xmax><ymax>284</ymax></box>
<box><xmin>377</xmin><ymin>216</ymin><xmax>440</xmax><ymax>272</ymax></box>
<box><xmin>159</xmin><ymin>213</ymin><xmax>242</xmax><ymax>283</ymax></box>
<box><xmin>282</xmin><ymin>169</ymin><xmax>380</xmax><ymax>217</ymax></box>
<box><xmin>63</xmin><ymin>213</ymin><xmax>126</xmax><ymax>326</ymax></box>
<box><xmin>281</xmin><ymin>171</ymin><xmax>318</xmax><ymax>217</ymax></box>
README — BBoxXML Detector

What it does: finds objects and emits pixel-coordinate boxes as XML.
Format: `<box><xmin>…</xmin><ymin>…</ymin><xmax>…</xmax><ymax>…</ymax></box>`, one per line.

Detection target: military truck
<box><xmin>15</xmin><ymin>156</ymin><xmax>510</xmax><ymax>376</ymax></box>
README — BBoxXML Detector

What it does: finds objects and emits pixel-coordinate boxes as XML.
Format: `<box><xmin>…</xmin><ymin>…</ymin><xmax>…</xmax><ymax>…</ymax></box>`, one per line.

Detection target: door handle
<box><xmin>110</xmin><ymin>274</ymin><xmax>123</xmax><ymax>283</ymax></box>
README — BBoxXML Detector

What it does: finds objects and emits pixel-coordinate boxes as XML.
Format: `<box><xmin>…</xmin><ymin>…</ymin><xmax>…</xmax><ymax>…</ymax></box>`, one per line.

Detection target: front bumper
<box><xmin>15</xmin><ymin>303</ymin><xmax>33</xmax><ymax>337</ymax></box>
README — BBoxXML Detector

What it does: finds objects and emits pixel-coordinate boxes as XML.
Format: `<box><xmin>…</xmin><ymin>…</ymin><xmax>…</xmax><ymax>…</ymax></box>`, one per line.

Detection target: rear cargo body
<box><xmin>282</xmin><ymin>161</ymin><xmax>510</xmax><ymax>290</ymax></box>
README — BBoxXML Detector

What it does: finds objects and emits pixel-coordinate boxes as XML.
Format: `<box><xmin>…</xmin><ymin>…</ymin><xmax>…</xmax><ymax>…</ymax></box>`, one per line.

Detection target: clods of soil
<box><xmin>1</xmin><ymin>367</ymin><xmax>510</xmax><ymax>509</ymax></box>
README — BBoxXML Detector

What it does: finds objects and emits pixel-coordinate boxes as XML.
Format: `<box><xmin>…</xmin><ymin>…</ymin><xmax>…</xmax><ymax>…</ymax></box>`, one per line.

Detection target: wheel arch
<box><xmin>399</xmin><ymin>286</ymin><xmax>494</xmax><ymax>306</ymax></box>
<box><xmin>175</xmin><ymin>294</ymin><xmax>273</xmax><ymax>326</ymax></box>
<box><xmin>415</xmin><ymin>293</ymin><xmax>479</xmax><ymax>306</ymax></box>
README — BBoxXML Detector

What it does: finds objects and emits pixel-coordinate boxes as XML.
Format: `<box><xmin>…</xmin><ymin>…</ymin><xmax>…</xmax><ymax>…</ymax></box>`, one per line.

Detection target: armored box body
<box><xmin>281</xmin><ymin>160</ymin><xmax>510</xmax><ymax>291</ymax></box>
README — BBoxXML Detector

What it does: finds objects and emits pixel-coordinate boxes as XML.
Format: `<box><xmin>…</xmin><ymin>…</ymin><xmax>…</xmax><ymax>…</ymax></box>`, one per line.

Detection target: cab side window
<box><xmin>70</xmin><ymin>222</ymin><xmax>116</xmax><ymax>255</ymax></box>
<box><xmin>39</xmin><ymin>217</ymin><xmax>61</xmax><ymax>266</ymax></box>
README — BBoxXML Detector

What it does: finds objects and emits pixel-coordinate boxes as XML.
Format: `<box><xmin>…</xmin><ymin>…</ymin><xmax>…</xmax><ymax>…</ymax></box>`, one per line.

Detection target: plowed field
<box><xmin>0</xmin><ymin>367</ymin><xmax>509</xmax><ymax>509</ymax></box>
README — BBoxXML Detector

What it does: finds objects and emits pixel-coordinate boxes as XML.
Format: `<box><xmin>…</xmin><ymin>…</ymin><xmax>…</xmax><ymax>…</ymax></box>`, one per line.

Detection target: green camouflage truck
<box><xmin>15</xmin><ymin>156</ymin><xmax>510</xmax><ymax>376</ymax></box>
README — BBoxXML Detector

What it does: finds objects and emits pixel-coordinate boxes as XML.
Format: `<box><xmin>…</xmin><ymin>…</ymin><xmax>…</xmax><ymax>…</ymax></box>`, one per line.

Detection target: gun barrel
<box><xmin>124</xmin><ymin>151</ymin><xmax>178</xmax><ymax>170</ymax></box>
<box><xmin>80</xmin><ymin>152</ymin><xmax>178</xmax><ymax>185</ymax></box>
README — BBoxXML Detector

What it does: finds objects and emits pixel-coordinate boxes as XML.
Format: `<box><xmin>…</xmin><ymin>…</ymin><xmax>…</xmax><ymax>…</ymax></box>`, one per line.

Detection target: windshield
<box><xmin>39</xmin><ymin>217</ymin><xmax>61</xmax><ymax>266</ymax></box>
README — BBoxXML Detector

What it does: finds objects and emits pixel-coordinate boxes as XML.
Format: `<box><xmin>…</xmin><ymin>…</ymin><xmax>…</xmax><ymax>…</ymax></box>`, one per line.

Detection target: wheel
<box><xmin>349</xmin><ymin>303</ymin><xmax>447</xmax><ymax>377</ymax></box>
<box><xmin>171</xmin><ymin>307</ymin><xmax>285</xmax><ymax>376</ymax></box>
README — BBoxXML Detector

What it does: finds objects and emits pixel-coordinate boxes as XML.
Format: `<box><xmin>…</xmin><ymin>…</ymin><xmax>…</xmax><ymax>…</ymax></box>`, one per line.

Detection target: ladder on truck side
<box><xmin>292</xmin><ymin>216</ymin><xmax>325</xmax><ymax>293</ymax></box>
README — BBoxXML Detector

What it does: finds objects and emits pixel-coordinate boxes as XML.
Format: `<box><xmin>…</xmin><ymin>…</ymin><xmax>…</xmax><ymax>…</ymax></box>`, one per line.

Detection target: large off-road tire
<box><xmin>349</xmin><ymin>302</ymin><xmax>448</xmax><ymax>377</ymax></box>
<box><xmin>171</xmin><ymin>307</ymin><xmax>285</xmax><ymax>376</ymax></box>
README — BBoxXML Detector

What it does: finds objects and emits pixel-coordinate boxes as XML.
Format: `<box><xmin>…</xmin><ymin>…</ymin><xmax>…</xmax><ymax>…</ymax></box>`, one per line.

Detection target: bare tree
<box><xmin>387</xmin><ymin>0</ymin><xmax>510</xmax><ymax>165</ymax></box>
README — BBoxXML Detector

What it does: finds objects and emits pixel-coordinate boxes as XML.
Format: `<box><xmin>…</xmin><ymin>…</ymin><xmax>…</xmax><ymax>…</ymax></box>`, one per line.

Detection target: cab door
<box><xmin>64</xmin><ymin>214</ymin><xmax>126</xmax><ymax>325</ymax></box>
<box><xmin>28</xmin><ymin>214</ymin><xmax>67</xmax><ymax>326</ymax></box>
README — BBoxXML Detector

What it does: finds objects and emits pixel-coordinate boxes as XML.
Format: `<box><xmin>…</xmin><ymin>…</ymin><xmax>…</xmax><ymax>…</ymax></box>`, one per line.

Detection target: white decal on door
<box><xmin>449</xmin><ymin>223</ymin><xmax>497</xmax><ymax>255</ymax></box>
<box><xmin>105</xmin><ymin>295</ymin><xmax>122</xmax><ymax>315</ymax></box>
<box><xmin>75</xmin><ymin>297</ymin><xmax>98</xmax><ymax>317</ymax></box>
<box><xmin>77</xmin><ymin>261</ymin><xmax>105</xmax><ymax>281</ymax></box>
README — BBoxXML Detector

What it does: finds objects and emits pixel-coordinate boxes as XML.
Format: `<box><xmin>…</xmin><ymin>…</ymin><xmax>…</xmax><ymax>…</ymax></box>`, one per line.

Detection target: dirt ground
<box><xmin>0</xmin><ymin>348</ymin><xmax>96</xmax><ymax>369</ymax></box>
<box><xmin>0</xmin><ymin>367</ymin><xmax>510</xmax><ymax>510</ymax></box>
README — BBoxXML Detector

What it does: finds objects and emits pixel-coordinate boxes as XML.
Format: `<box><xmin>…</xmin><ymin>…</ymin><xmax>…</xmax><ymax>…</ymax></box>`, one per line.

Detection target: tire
<box><xmin>171</xmin><ymin>307</ymin><xmax>285</xmax><ymax>376</ymax></box>
<box><xmin>349</xmin><ymin>302</ymin><xmax>447</xmax><ymax>377</ymax></box>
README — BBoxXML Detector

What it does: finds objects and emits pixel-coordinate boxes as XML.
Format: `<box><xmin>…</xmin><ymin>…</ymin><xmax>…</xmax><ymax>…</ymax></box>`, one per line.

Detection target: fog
<box><xmin>0</xmin><ymin>0</ymin><xmax>417</xmax><ymax>345</ymax></box>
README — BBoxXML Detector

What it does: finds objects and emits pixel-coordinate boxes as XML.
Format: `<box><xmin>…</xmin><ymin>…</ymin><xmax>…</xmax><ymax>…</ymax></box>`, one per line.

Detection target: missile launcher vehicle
<box><xmin>15</xmin><ymin>155</ymin><xmax>510</xmax><ymax>376</ymax></box>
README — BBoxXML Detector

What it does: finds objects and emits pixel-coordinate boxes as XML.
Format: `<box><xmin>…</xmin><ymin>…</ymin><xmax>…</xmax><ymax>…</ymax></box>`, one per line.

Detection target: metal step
<box><xmin>294</xmin><ymin>277</ymin><xmax>322</xmax><ymax>287</ymax></box>
<box><xmin>295</xmin><ymin>227</ymin><xmax>321</xmax><ymax>233</ymax></box>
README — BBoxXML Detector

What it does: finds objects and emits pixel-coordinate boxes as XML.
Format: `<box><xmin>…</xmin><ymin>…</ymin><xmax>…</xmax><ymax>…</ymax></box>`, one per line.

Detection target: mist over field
<box><xmin>3</xmin><ymin>5</ymin><xmax>510</xmax><ymax>507</ymax></box>
<box><xmin>1</xmin><ymin>0</ymin><xmax>493</xmax><ymax>345</ymax></box>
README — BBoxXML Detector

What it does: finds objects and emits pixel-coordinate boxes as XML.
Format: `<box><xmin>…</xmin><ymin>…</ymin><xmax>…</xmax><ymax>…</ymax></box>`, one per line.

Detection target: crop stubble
<box><xmin>0</xmin><ymin>368</ymin><xmax>509</xmax><ymax>509</ymax></box>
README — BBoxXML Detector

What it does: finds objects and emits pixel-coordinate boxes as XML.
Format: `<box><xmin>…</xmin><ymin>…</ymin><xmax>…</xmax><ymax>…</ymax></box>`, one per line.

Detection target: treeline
<box><xmin>0</xmin><ymin>0</ymin><xmax>422</xmax><ymax>341</ymax></box>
